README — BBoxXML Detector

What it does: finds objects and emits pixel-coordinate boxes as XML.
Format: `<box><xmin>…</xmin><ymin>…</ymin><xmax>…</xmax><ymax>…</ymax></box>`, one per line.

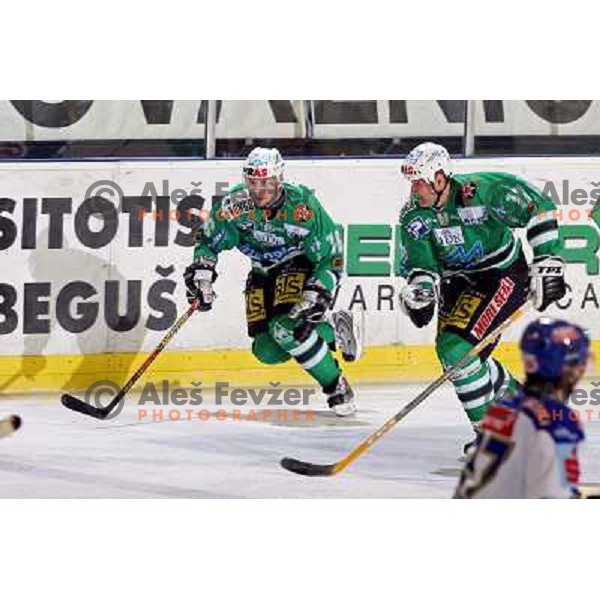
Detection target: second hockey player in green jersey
<box><xmin>399</xmin><ymin>167</ymin><xmax>559</xmax><ymax>278</ymax></box>
<box><xmin>398</xmin><ymin>142</ymin><xmax>566</xmax><ymax>452</ymax></box>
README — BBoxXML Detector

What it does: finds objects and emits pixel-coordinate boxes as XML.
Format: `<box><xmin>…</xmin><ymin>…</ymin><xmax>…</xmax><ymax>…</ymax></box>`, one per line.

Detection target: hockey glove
<box><xmin>184</xmin><ymin>257</ymin><xmax>217</xmax><ymax>311</ymax></box>
<box><xmin>529</xmin><ymin>255</ymin><xmax>566</xmax><ymax>311</ymax></box>
<box><xmin>400</xmin><ymin>284</ymin><xmax>436</xmax><ymax>328</ymax></box>
<box><xmin>289</xmin><ymin>279</ymin><xmax>333</xmax><ymax>323</ymax></box>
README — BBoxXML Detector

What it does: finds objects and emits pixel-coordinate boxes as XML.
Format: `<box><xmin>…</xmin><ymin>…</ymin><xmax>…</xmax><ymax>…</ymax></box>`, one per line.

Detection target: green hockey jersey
<box><xmin>398</xmin><ymin>172</ymin><xmax>560</xmax><ymax>284</ymax></box>
<box><xmin>193</xmin><ymin>181</ymin><xmax>344</xmax><ymax>292</ymax></box>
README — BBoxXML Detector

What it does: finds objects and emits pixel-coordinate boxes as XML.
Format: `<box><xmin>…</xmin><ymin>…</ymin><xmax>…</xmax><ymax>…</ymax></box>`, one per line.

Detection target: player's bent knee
<box><xmin>436</xmin><ymin>331</ymin><xmax>473</xmax><ymax>365</ymax></box>
<box><xmin>436</xmin><ymin>331</ymin><xmax>487</xmax><ymax>387</ymax></box>
<box><xmin>267</xmin><ymin>315</ymin><xmax>296</xmax><ymax>348</ymax></box>
<box><xmin>252</xmin><ymin>333</ymin><xmax>290</xmax><ymax>365</ymax></box>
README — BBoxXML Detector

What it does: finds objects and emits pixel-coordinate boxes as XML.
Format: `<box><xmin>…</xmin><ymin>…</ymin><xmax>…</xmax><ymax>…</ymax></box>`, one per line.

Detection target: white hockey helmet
<box><xmin>243</xmin><ymin>147</ymin><xmax>284</xmax><ymax>183</ymax></box>
<box><xmin>401</xmin><ymin>142</ymin><xmax>452</xmax><ymax>184</ymax></box>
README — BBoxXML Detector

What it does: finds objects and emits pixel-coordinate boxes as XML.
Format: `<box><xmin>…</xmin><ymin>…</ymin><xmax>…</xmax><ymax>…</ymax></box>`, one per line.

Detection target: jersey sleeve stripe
<box><xmin>527</xmin><ymin>218</ymin><xmax>558</xmax><ymax>241</ymax></box>
<box><xmin>529</xmin><ymin>229</ymin><xmax>559</xmax><ymax>248</ymax></box>
<box><xmin>527</xmin><ymin>210</ymin><xmax>557</xmax><ymax>227</ymax></box>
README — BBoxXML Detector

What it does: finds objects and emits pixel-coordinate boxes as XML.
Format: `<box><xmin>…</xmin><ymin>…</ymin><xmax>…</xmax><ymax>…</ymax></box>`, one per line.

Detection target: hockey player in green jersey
<box><xmin>184</xmin><ymin>147</ymin><xmax>362</xmax><ymax>416</ymax></box>
<box><xmin>398</xmin><ymin>142</ymin><xmax>566</xmax><ymax>452</ymax></box>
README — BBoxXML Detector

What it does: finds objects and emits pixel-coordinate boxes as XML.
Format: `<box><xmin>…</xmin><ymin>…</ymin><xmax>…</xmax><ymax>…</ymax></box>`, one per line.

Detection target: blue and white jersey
<box><xmin>455</xmin><ymin>390</ymin><xmax>584</xmax><ymax>499</ymax></box>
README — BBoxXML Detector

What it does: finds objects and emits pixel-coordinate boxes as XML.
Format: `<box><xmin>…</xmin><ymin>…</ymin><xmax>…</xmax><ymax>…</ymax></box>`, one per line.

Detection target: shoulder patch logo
<box><xmin>293</xmin><ymin>205</ymin><xmax>314</xmax><ymax>222</ymax></box>
<box><xmin>406</xmin><ymin>217</ymin><xmax>431</xmax><ymax>240</ymax></box>
<box><xmin>461</xmin><ymin>182</ymin><xmax>477</xmax><ymax>201</ymax></box>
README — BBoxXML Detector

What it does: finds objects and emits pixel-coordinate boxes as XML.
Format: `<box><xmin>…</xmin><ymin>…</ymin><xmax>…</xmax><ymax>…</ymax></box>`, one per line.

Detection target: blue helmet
<box><xmin>520</xmin><ymin>318</ymin><xmax>591</xmax><ymax>381</ymax></box>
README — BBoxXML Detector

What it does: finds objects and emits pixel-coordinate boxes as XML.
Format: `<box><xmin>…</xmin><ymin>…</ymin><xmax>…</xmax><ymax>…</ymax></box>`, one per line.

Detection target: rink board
<box><xmin>0</xmin><ymin>157</ymin><xmax>599</xmax><ymax>392</ymax></box>
<box><xmin>0</xmin><ymin>341</ymin><xmax>528</xmax><ymax>392</ymax></box>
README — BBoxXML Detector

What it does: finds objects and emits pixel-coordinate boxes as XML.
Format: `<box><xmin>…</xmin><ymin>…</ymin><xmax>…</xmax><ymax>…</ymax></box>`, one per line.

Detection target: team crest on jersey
<box><xmin>434</xmin><ymin>226</ymin><xmax>464</xmax><ymax>246</ymax></box>
<box><xmin>406</xmin><ymin>217</ymin><xmax>431</xmax><ymax>240</ymax></box>
<box><xmin>457</xmin><ymin>206</ymin><xmax>488</xmax><ymax>225</ymax></box>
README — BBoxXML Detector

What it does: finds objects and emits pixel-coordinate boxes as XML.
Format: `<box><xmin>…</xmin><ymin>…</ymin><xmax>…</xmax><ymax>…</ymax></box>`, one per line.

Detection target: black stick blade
<box><xmin>61</xmin><ymin>394</ymin><xmax>109</xmax><ymax>420</ymax></box>
<box><xmin>0</xmin><ymin>415</ymin><xmax>21</xmax><ymax>438</ymax></box>
<box><xmin>280</xmin><ymin>457</ymin><xmax>336</xmax><ymax>477</ymax></box>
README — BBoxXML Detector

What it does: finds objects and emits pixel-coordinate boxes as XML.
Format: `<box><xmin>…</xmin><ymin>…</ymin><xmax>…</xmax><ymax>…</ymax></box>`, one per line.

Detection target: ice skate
<box><xmin>325</xmin><ymin>375</ymin><xmax>357</xmax><ymax>417</ymax></box>
<box><xmin>331</xmin><ymin>309</ymin><xmax>364</xmax><ymax>362</ymax></box>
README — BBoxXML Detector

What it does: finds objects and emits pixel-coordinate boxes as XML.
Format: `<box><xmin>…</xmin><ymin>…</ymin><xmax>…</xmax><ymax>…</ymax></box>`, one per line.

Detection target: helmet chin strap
<box><xmin>432</xmin><ymin>176</ymin><xmax>450</xmax><ymax>210</ymax></box>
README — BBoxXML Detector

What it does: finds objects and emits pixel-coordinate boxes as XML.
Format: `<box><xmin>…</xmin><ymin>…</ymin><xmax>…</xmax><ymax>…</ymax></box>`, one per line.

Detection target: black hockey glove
<box><xmin>529</xmin><ymin>255</ymin><xmax>566</xmax><ymax>311</ymax></box>
<box><xmin>400</xmin><ymin>285</ymin><xmax>436</xmax><ymax>328</ymax></box>
<box><xmin>184</xmin><ymin>257</ymin><xmax>217</xmax><ymax>311</ymax></box>
<box><xmin>289</xmin><ymin>278</ymin><xmax>333</xmax><ymax>323</ymax></box>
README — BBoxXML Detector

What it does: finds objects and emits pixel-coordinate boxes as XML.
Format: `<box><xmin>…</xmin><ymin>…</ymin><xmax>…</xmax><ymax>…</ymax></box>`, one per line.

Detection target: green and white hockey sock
<box><xmin>270</xmin><ymin>316</ymin><xmax>341</xmax><ymax>389</ymax></box>
<box><xmin>437</xmin><ymin>332</ymin><xmax>495</xmax><ymax>426</ymax></box>
<box><xmin>449</xmin><ymin>355</ymin><xmax>494</xmax><ymax>426</ymax></box>
<box><xmin>487</xmin><ymin>357</ymin><xmax>519</xmax><ymax>401</ymax></box>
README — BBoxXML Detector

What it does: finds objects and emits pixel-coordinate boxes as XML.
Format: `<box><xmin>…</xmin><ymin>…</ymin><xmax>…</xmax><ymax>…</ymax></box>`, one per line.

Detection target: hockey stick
<box><xmin>281</xmin><ymin>300</ymin><xmax>532</xmax><ymax>477</ymax></box>
<box><xmin>0</xmin><ymin>415</ymin><xmax>21</xmax><ymax>438</ymax></box>
<box><xmin>0</xmin><ymin>372</ymin><xmax>22</xmax><ymax>393</ymax></box>
<box><xmin>61</xmin><ymin>300</ymin><xmax>199</xmax><ymax>419</ymax></box>
<box><xmin>579</xmin><ymin>483</ymin><xmax>600</xmax><ymax>499</ymax></box>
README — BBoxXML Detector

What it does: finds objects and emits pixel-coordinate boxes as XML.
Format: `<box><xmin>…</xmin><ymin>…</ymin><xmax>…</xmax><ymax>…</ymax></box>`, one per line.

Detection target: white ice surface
<box><xmin>1</xmin><ymin>383</ymin><xmax>599</xmax><ymax>498</ymax></box>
